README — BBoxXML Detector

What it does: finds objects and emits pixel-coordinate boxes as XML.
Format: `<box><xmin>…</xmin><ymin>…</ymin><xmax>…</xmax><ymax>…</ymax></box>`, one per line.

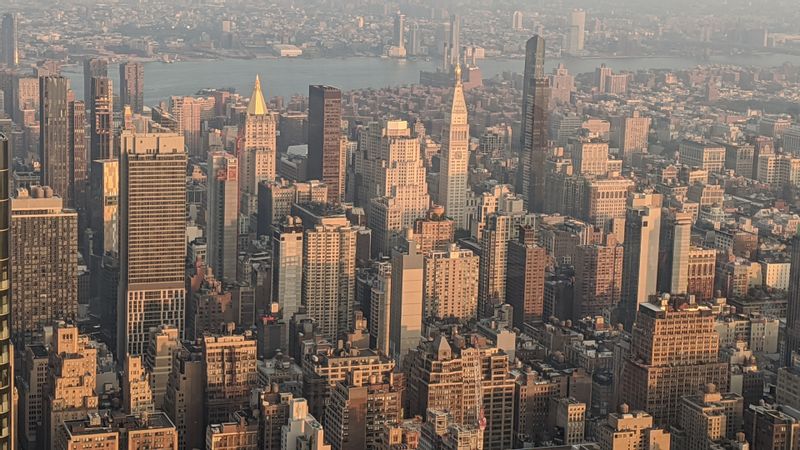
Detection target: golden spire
<box><xmin>454</xmin><ymin>63</ymin><xmax>462</xmax><ymax>85</ymax></box>
<box><xmin>246</xmin><ymin>74</ymin><xmax>268</xmax><ymax>115</ymax></box>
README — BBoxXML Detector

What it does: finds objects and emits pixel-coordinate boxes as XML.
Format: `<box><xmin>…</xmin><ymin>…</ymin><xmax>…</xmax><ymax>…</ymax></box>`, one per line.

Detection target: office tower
<box><xmin>40</xmin><ymin>76</ymin><xmax>72</xmax><ymax>202</ymax></box>
<box><xmin>272</xmin><ymin>216</ymin><xmax>304</xmax><ymax>326</ymax></box>
<box><xmin>257</xmin><ymin>179</ymin><xmax>327</xmax><ymax>236</ymax></box>
<box><xmin>83</xmin><ymin>58</ymin><xmax>107</xmax><ymax>106</ymax></box>
<box><xmin>619</xmin><ymin>294</ymin><xmax>729</xmax><ymax>427</ymax></box>
<box><xmin>122</xmin><ymin>355</ymin><xmax>154</xmax><ymax>414</ymax></box>
<box><xmin>144</xmin><ymin>325</ymin><xmax>180</xmax><ymax>410</ymax></box>
<box><xmin>170</xmin><ymin>96</ymin><xmax>201</xmax><ymax>158</ymax></box>
<box><xmin>620</xmin><ymin>193</ymin><xmax>662</xmax><ymax>330</ymax></box>
<box><xmin>517</xmin><ymin>35</ymin><xmax>550</xmax><ymax>212</ymax></box>
<box><xmin>594</xmin><ymin>64</ymin><xmax>613</xmax><ymax>93</ymax></box>
<box><xmin>239</xmin><ymin>76</ymin><xmax>277</xmax><ymax>214</ymax></box>
<box><xmin>512</xmin><ymin>11</ymin><xmax>524</xmax><ymax>30</ymax></box>
<box><xmin>658</xmin><ymin>210</ymin><xmax>692</xmax><ymax>295</ymax></box>
<box><xmin>413</xmin><ymin>206</ymin><xmax>455</xmax><ymax>254</ymax></box>
<box><xmin>571</xmin><ymin>137</ymin><xmax>609</xmax><ymax>176</ymax></box>
<box><xmin>573</xmin><ymin>235</ymin><xmax>624</xmax><ymax>320</ymax></box>
<box><xmin>118</xmin><ymin>131</ymin><xmax>187</xmax><ymax>358</ymax></box>
<box><xmin>324</xmin><ymin>374</ymin><xmax>402</xmax><ymax>450</ymax></box>
<box><xmin>308</xmin><ymin>85</ymin><xmax>345</xmax><ymax>203</ymax></box>
<box><xmin>478</xmin><ymin>214</ymin><xmax>513</xmax><ymax>318</ymax></box>
<box><xmin>90</xmin><ymin>158</ymin><xmax>119</xmax><ymax>259</ymax></box>
<box><xmin>207</xmin><ymin>151</ymin><xmax>239</xmax><ymax>281</ymax></box>
<box><xmin>785</xmin><ymin>236</ymin><xmax>800</xmax><ymax>365</ymax></box>
<box><xmin>360</xmin><ymin>120</ymin><xmax>430</xmax><ymax>255</ymax></box>
<box><xmin>0</xmin><ymin>134</ymin><xmax>11</xmax><ymax>450</ymax></box>
<box><xmin>438</xmin><ymin>64</ymin><xmax>469</xmax><ymax>229</ymax></box>
<box><xmin>389</xmin><ymin>238</ymin><xmax>424</xmax><ymax>363</ymax></box>
<box><xmin>393</xmin><ymin>12</ymin><xmax>405</xmax><ymax>50</ymax></box>
<box><xmin>369</xmin><ymin>261</ymin><xmax>392</xmax><ymax>355</ymax></box>
<box><xmin>409</xmin><ymin>22</ymin><xmax>419</xmax><ymax>56</ymax></box>
<box><xmin>595</xmin><ymin>405</ymin><xmax>671</xmax><ymax>450</ymax></box>
<box><xmin>13</xmin><ymin>75</ymin><xmax>38</xmax><ymax>125</ymax></box>
<box><xmin>406</xmin><ymin>335</ymin><xmax>515</xmax><ymax>450</ymax></box>
<box><xmin>119</xmin><ymin>61</ymin><xmax>144</xmax><ymax>114</ymax></box>
<box><xmin>679</xmin><ymin>140</ymin><xmax>726</xmax><ymax>172</ymax></box>
<box><xmin>43</xmin><ymin>324</ymin><xmax>99</xmax><ymax>448</ymax></box>
<box><xmin>1</xmin><ymin>14</ymin><xmax>18</xmax><ymax>67</ymax></box>
<box><xmin>89</xmin><ymin>77</ymin><xmax>114</xmax><ymax>160</ymax></box>
<box><xmin>549</xmin><ymin>64</ymin><xmax>575</xmax><ymax>104</ymax></box>
<box><xmin>68</xmin><ymin>100</ymin><xmax>88</xmax><ymax>211</ymax></box>
<box><xmin>302</xmin><ymin>222</ymin><xmax>357</xmax><ymax>341</ymax></box>
<box><xmin>202</xmin><ymin>334</ymin><xmax>259</xmax><ymax>425</ymax></box>
<box><xmin>619</xmin><ymin>112</ymin><xmax>651</xmax><ymax>160</ymax></box>
<box><xmin>207</xmin><ymin>411</ymin><xmax>259</xmax><ymax>450</ymax></box>
<box><xmin>164</xmin><ymin>345</ymin><xmax>205</xmax><ymax>450</ymax></box>
<box><xmin>423</xmin><ymin>243</ymin><xmax>479</xmax><ymax>322</ymax></box>
<box><xmin>567</xmin><ymin>9</ymin><xmax>586</xmax><ymax>55</ymax></box>
<box><xmin>744</xmin><ymin>404</ymin><xmax>800</xmax><ymax>449</ymax></box>
<box><xmin>676</xmin><ymin>384</ymin><xmax>743</xmax><ymax>449</ymax></box>
<box><xmin>19</xmin><ymin>345</ymin><xmax>48</xmax><ymax>449</ymax></box>
<box><xmin>282</xmin><ymin>398</ymin><xmax>332</xmax><ymax>450</ymax></box>
<box><xmin>506</xmin><ymin>226</ymin><xmax>547</xmax><ymax>326</ymax></box>
<box><xmin>11</xmin><ymin>187</ymin><xmax>78</xmax><ymax>344</ymax></box>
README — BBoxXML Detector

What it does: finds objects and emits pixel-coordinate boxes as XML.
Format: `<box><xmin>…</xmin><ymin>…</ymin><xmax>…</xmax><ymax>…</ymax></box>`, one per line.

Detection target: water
<box><xmin>62</xmin><ymin>53</ymin><xmax>800</xmax><ymax>105</ymax></box>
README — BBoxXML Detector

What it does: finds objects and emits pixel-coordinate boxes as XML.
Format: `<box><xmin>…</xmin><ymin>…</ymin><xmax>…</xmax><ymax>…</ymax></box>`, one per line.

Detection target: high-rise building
<box><xmin>118</xmin><ymin>131</ymin><xmax>187</xmax><ymax>358</ymax></box>
<box><xmin>40</xmin><ymin>76</ymin><xmax>72</xmax><ymax>203</ymax></box>
<box><xmin>571</xmin><ymin>137</ymin><xmax>609</xmax><ymax>176</ymax></box>
<box><xmin>272</xmin><ymin>216</ymin><xmax>304</xmax><ymax>326</ymax></box>
<box><xmin>1</xmin><ymin>14</ymin><xmax>18</xmax><ymax>67</ymax></box>
<box><xmin>207</xmin><ymin>151</ymin><xmax>239</xmax><ymax>281</ymax></box>
<box><xmin>83</xmin><ymin>58</ymin><xmax>107</xmax><ymax>106</ymax></box>
<box><xmin>658</xmin><ymin>210</ymin><xmax>692</xmax><ymax>295</ymax></box>
<box><xmin>506</xmin><ymin>226</ymin><xmax>547</xmax><ymax>326</ymax></box>
<box><xmin>144</xmin><ymin>325</ymin><xmax>180</xmax><ymax>410</ymax></box>
<box><xmin>257</xmin><ymin>179</ymin><xmax>327</xmax><ymax>236</ymax></box>
<box><xmin>89</xmin><ymin>77</ymin><xmax>114</xmax><ymax>161</ymax></box>
<box><xmin>785</xmin><ymin>235</ymin><xmax>800</xmax><ymax>365</ymax></box>
<box><xmin>595</xmin><ymin>405</ymin><xmax>671</xmax><ymax>450</ymax></box>
<box><xmin>57</xmin><ymin>411</ymin><xmax>178</xmax><ymax>450</ymax></box>
<box><xmin>566</xmin><ymin>9</ymin><xmax>586</xmax><ymax>55</ymax></box>
<box><xmin>68</xmin><ymin>100</ymin><xmax>88</xmax><ymax>211</ymax></box>
<box><xmin>19</xmin><ymin>345</ymin><xmax>47</xmax><ymax>449</ymax></box>
<box><xmin>619</xmin><ymin>294</ymin><xmax>729</xmax><ymax>427</ymax></box>
<box><xmin>239</xmin><ymin>76</ymin><xmax>277</xmax><ymax>214</ymax></box>
<box><xmin>413</xmin><ymin>206</ymin><xmax>455</xmax><ymax>254</ymax></box>
<box><xmin>43</xmin><ymin>324</ymin><xmax>99</xmax><ymax>448</ymax></box>
<box><xmin>423</xmin><ymin>243</ymin><xmax>479</xmax><ymax>322</ymax></box>
<box><xmin>517</xmin><ymin>35</ymin><xmax>550</xmax><ymax>212</ymax></box>
<box><xmin>308</xmin><ymin>85</ymin><xmax>345</xmax><ymax>204</ymax></box>
<box><xmin>679</xmin><ymin>140</ymin><xmax>726</xmax><ymax>173</ymax></box>
<box><xmin>302</xmin><ymin>222</ymin><xmax>357</xmax><ymax>341</ymax></box>
<box><xmin>687</xmin><ymin>247</ymin><xmax>717</xmax><ymax>301</ymax></box>
<box><xmin>282</xmin><ymin>398</ymin><xmax>332</xmax><ymax>450</ymax></box>
<box><xmin>324</xmin><ymin>374</ymin><xmax>402</xmax><ymax>450</ymax></box>
<box><xmin>11</xmin><ymin>187</ymin><xmax>78</xmax><ymax>344</ymax></box>
<box><xmin>170</xmin><ymin>96</ymin><xmax>202</xmax><ymax>158</ymax></box>
<box><xmin>202</xmin><ymin>333</ymin><xmax>259</xmax><ymax>426</ymax></box>
<box><xmin>393</xmin><ymin>12</ymin><xmax>405</xmax><ymax>50</ymax></box>
<box><xmin>389</xmin><ymin>238</ymin><xmax>424</xmax><ymax>363</ymax></box>
<box><xmin>676</xmin><ymin>383</ymin><xmax>743</xmax><ymax>449</ymax></box>
<box><xmin>438</xmin><ymin>65</ymin><xmax>469</xmax><ymax>229</ymax></box>
<box><xmin>359</xmin><ymin>120</ymin><xmax>430</xmax><ymax>255</ymax></box>
<box><xmin>119</xmin><ymin>61</ymin><xmax>144</xmax><ymax>114</ymax></box>
<box><xmin>573</xmin><ymin>235</ymin><xmax>624</xmax><ymax>320</ymax></box>
<box><xmin>163</xmin><ymin>345</ymin><xmax>205</xmax><ymax>450</ymax></box>
<box><xmin>744</xmin><ymin>404</ymin><xmax>800</xmax><ymax>450</ymax></box>
<box><xmin>478</xmin><ymin>214</ymin><xmax>513</xmax><ymax>318</ymax></box>
<box><xmin>0</xmin><ymin>134</ymin><xmax>10</xmax><ymax>450</ymax></box>
<box><xmin>620</xmin><ymin>193</ymin><xmax>662</xmax><ymax>330</ymax></box>
<box><xmin>122</xmin><ymin>355</ymin><xmax>154</xmax><ymax>415</ymax></box>
<box><xmin>512</xmin><ymin>11</ymin><xmax>524</xmax><ymax>30</ymax></box>
<box><xmin>442</xmin><ymin>14</ymin><xmax>461</xmax><ymax>70</ymax></box>
<box><xmin>619</xmin><ymin>112</ymin><xmax>651</xmax><ymax>160</ymax></box>
<box><xmin>549</xmin><ymin>64</ymin><xmax>575</xmax><ymax>105</ymax></box>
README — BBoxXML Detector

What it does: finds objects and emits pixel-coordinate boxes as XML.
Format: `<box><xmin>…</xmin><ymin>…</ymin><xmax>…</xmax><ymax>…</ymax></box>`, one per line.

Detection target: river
<box><xmin>62</xmin><ymin>53</ymin><xmax>800</xmax><ymax>105</ymax></box>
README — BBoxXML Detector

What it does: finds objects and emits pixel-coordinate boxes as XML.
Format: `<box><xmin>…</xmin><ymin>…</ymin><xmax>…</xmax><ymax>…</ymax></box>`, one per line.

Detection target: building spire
<box><xmin>246</xmin><ymin>74</ymin><xmax>268</xmax><ymax>115</ymax></box>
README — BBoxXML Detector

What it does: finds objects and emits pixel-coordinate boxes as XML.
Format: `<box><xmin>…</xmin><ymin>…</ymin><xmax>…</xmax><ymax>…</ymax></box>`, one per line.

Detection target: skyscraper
<box><xmin>118</xmin><ymin>131</ymin><xmax>187</xmax><ymax>358</ymax></box>
<box><xmin>207</xmin><ymin>151</ymin><xmax>239</xmax><ymax>281</ymax></box>
<box><xmin>423</xmin><ymin>243</ymin><xmax>479</xmax><ymax>322</ymax></box>
<box><xmin>478</xmin><ymin>214</ymin><xmax>513</xmax><ymax>318</ymax></box>
<box><xmin>446</xmin><ymin>14</ymin><xmax>461</xmax><ymax>69</ymax></box>
<box><xmin>119</xmin><ymin>61</ymin><xmax>144</xmax><ymax>114</ymax></box>
<box><xmin>68</xmin><ymin>100</ymin><xmax>88</xmax><ymax>211</ymax></box>
<box><xmin>170</xmin><ymin>96</ymin><xmax>202</xmax><ymax>158</ymax></box>
<box><xmin>658</xmin><ymin>210</ymin><xmax>692</xmax><ymax>295</ymax></box>
<box><xmin>785</xmin><ymin>235</ymin><xmax>800</xmax><ymax>366</ymax></box>
<box><xmin>393</xmin><ymin>12</ymin><xmax>405</xmax><ymax>50</ymax></box>
<box><xmin>1</xmin><ymin>14</ymin><xmax>18</xmax><ymax>68</ymax></box>
<box><xmin>505</xmin><ymin>226</ymin><xmax>547</xmax><ymax>326</ymax></box>
<box><xmin>272</xmin><ymin>216</ymin><xmax>304</xmax><ymax>326</ymax></box>
<box><xmin>620</xmin><ymin>193</ymin><xmax>662</xmax><ymax>330</ymax></box>
<box><xmin>11</xmin><ymin>187</ymin><xmax>78</xmax><ymax>344</ymax></box>
<box><xmin>239</xmin><ymin>75</ymin><xmax>277</xmax><ymax>215</ymax></box>
<box><xmin>83</xmin><ymin>58</ymin><xmax>107</xmax><ymax>107</ymax></box>
<box><xmin>573</xmin><ymin>235</ymin><xmax>624</xmax><ymax>320</ymax></box>
<box><xmin>308</xmin><ymin>85</ymin><xmax>345</xmax><ymax>204</ymax></box>
<box><xmin>90</xmin><ymin>77</ymin><xmax>114</xmax><ymax>161</ymax></box>
<box><xmin>202</xmin><ymin>333</ymin><xmax>259</xmax><ymax>425</ymax></box>
<box><xmin>0</xmin><ymin>133</ymin><xmax>12</xmax><ymax>449</ymax></box>
<box><xmin>517</xmin><ymin>36</ymin><xmax>550</xmax><ymax>212</ymax></box>
<box><xmin>302</xmin><ymin>222</ymin><xmax>357</xmax><ymax>341</ymax></box>
<box><xmin>389</xmin><ymin>237</ymin><xmax>424</xmax><ymax>363</ymax></box>
<box><xmin>39</xmin><ymin>76</ymin><xmax>72</xmax><ymax>203</ymax></box>
<box><xmin>512</xmin><ymin>11</ymin><xmax>524</xmax><ymax>31</ymax></box>
<box><xmin>566</xmin><ymin>9</ymin><xmax>586</xmax><ymax>55</ymax></box>
<box><xmin>438</xmin><ymin>65</ymin><xmax>469</xmax><ymax>229</ymax></box>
